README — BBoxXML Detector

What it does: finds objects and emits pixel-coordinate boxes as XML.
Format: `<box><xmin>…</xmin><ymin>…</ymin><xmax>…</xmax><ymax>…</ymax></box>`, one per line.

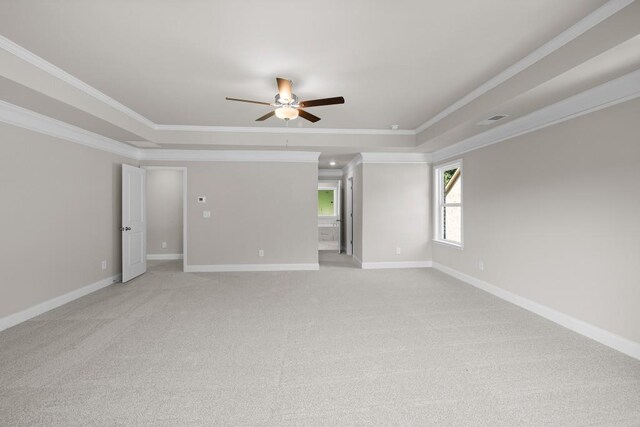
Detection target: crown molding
<box><xmin>415</xmin><ymin>0</ymin><xmax>635</xmax><ymax>134</ymax></box>
<box><xmin>360</xmin><ymin>152</ymin><xmax>432</xmax><ymax>164</ymax></box>
<box><xmin>319</xmin><ymin>169</ymin><xmax>344</xmax><ymax>179</ymax></box>
<box><xmin>156</xmin><ymin>124</ymin><xmax>416</xmax><ymax>136</ymax></box>
<box><xmin>342</xmin><ymin>154</ymin><xmax>363</xmax><ymax>175</ymax></box>
<box><xmin>1</xmin><ymin>0</ymin><xmax>632</xmax><ymax>138</ymax></box>
<box><xmin>432</xmin><ymin>68</ymin><xmax>640</xmax><ymax>163</ymax></box>
<box><xmin>0</xmin><ymin>100</ymin><xmax>140</xmax><ymax>158</ymax></box>
<box><xmin>0</xmin><ymin>100</ymin><xmax>321</xmax><ymax>163</ymax></box>
<box><xmin>0</xmin><ymin>35</ymin><xmax>157</xmax><ymax>129</ymax></box>
<box><xmin>4</xmin><ymin>59</ymin><xmax>639</xmax><ymax>167</ymax></box>
<box><xmin>340</xmin><ymin>151</ymin><xmax>432</xmax><ymax>175</ymax></box>
<box><xmin>0</xmin><ymin>36</ymin><xmax>413</xmax><ymax>137</ymax></box>
<box><xmin>139</xmin><ymin>149</ymin><xmax>320</xmax><ymax>163</ymax></box>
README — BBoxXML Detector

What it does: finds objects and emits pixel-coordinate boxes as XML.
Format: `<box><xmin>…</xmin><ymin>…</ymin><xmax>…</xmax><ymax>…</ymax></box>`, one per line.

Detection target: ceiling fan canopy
<box><xmin>225</xmin><ymin>78</ymin><xmax>345</xmax><ymax>123</ymax></box>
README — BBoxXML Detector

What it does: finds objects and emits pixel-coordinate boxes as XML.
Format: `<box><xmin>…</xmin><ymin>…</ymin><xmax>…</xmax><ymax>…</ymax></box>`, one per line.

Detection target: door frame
<box><xmin>346</xmin><ymin>176</ymin><xmax>354</xmax><ymax>255</ymax></box>
<box><xmin>142</xmin><ymin>166</ymin><xmax>188</xmax><ymax>272</ymax></box>
<box><xmin>318</xmin><ymin>180</ymin><xmax>341</xmax><ymax>252</ymax></box>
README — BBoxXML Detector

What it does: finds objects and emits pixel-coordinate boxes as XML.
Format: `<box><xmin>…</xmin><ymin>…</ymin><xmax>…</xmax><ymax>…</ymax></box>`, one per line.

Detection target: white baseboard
<box><xmin>0</xmin><ymin>274</ymin><xmax>121</xmax><ymax>333</ymax></box>
<box><xmin>147</xmin><ymin>253</ymin><xmax>183</xmax><ymax>260</ymax></box>
<box><xmin>185</xmin><ymin>263</ymin><xmax>319</xmax><ymax>273</ymax></box>
<box><xmin>353</xmin><ymin>255</ymin><xmax>363</xmax><ymax>268</ymax></box>
<box><xmin>361</xmin><ymin>260</ymin><xmax>433</xmax><ymax>269</ymax></box>
<box><xmin>431</xmin><ymin>262</ymin><xmax>640</xmax><ymax>361</ymax></box>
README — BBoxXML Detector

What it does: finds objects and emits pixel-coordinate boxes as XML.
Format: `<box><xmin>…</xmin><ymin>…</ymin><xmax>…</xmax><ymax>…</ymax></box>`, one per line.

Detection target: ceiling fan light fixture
<box><xmin>275</xmin><ymin>107</ymin><xmax>299</xmax><ymax>120</ymax></box>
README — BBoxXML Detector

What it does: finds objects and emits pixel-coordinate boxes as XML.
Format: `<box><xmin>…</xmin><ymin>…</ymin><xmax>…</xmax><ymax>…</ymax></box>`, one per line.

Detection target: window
<box><xmin>318</xmin><ymin>189</ymin><xmax>336</xmax><ymax>216</ymax></box>
<box><xmin>435</xmin><ymin>160</ymin><xmax>463</xmax><ymax>247</ymax></box>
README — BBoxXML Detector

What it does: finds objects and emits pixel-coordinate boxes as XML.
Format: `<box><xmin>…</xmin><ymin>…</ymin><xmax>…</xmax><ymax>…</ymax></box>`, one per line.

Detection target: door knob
<box><xmin>121</xmin><ymin>226</ymin><xmax>131</xmax><ymax>231</ymax></box>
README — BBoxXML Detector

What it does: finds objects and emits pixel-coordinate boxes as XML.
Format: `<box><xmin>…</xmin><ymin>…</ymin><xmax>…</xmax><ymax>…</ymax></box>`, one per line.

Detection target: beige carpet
<box><xmin>1</xmin><ymin>254</ymin><xmax>639</xmax><ymax>425</ymax></box>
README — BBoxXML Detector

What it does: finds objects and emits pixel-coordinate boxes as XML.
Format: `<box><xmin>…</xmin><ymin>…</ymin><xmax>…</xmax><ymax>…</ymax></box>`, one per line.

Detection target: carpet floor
<box><xmin>1</xmin><ymin>253</ymin><xmax>639</xmax><ymax>426</ymax></box>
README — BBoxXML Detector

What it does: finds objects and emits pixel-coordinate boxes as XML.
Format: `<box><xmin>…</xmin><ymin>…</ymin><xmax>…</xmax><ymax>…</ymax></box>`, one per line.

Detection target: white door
<box><xmin>347</xmin><ymin>177</ymin><xmax>353</xmax><ymax>255</ymax></box>
<box><xmin>122</xmin><ymin>164</ymin><xmax>146</xmax><ymax>282</ymax></box>
<box><xmin>336</xmin><ymin>179</ymin><xmax>342</xmax><ymax>252</ymax></box>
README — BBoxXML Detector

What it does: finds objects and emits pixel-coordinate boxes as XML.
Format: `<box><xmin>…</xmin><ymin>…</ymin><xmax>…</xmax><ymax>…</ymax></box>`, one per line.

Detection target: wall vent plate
<box><xmin>477</xmin><ymin>114</ymin><xmax>509</xmax><ymax>125</ymax></box>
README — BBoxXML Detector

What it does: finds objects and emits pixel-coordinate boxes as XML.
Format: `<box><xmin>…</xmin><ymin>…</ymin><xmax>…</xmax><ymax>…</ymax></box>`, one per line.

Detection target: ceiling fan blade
<box><xmin>297</xmin><ymin>109</ymin><xmax>321</xmax><ymax>123</ymax></box>
<box><xmin>276</xmin><ymin>78</ymin><xmax>293</xmax><ymax>100</ymax></box>
<box><xmin>299</xmin><ymin>96</ymin><xmax>345</xmax><ymax>108</ymax></box>
<box><xmin>255</xmin><ymin>111</ymin><xmax>276</xmax><ymax>121</ymax></box>
<box><xmin>226</xmin><ymin>97</ymin><xmax>272</xmax><ymax>106</ymax></box>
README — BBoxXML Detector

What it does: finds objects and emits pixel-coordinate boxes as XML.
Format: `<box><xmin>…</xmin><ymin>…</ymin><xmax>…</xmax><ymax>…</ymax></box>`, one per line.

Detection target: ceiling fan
<box><xmin>225</xmin><ymin>78</ymin><xmax>345</xmax><ymax>123</ymax></box>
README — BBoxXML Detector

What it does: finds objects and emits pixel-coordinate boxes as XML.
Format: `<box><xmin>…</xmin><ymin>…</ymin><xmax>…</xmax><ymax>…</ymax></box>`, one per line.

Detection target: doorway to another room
<box><xmin>144</xmin><ymin>167</ymin><xmax>187</xmax><ymax>272</ymax></box>
<box><xmin>318</xmin><ymin>181</ymin><xmax>340</xmax><ymax>251</ymax></box>
<box><xmin>318</xmin><ymin>178</ymin><xmax>356</xmax><ymax>269</ymax></box>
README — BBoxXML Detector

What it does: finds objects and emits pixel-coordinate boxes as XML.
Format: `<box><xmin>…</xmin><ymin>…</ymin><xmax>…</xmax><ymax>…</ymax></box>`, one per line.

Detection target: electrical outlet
<box><xmin>162</xmin><ymin>242</ymin><xmax>167</xmax><ymax>249</ymax></box>
<box><xmin>101</xmin><ymin>260</ymin><xmax>107</xmax><ymax>270</ymax></box>
<box><xmin>203</xmin><ymin>210</ymin><xmax>211</xmax><ymax>218</ymax></box>
<box><xmin>258</xmin><ymin>249</ymin><xmax>264</xmax><ymax>257</ymax></box>
<box><xmin>478</xmin><ymin>261</ymin><xmax>484</xmax><ymax>271</ymax></box>
<box><xmin>396</xmin><ymin>247</ymin><xmax>401</xmax><ymax>255</ymax></box>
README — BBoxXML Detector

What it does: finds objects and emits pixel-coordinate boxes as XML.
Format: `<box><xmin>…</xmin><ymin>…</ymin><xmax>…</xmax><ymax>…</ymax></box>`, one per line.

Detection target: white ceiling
<box><xmin>1</xmin><ymin>0</ymin><xmax>638</xmax><ymax>168</ymax></box>
<box><xmin>0</xmin><ymin>0</ymin><xmax>607</xmax><ymax>130</ymax></box>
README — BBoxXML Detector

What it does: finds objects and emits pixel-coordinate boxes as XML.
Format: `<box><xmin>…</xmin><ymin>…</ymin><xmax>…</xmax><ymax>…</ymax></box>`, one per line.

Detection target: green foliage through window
<box><xmin>443</xmin><ymin>168</ymin><xmax>457</xmax><ymax>186</ymax></box>
<box><xmin>318</xmin><ymin>190</ymin><xmax>335</xmax><ymax>216</ymax></box>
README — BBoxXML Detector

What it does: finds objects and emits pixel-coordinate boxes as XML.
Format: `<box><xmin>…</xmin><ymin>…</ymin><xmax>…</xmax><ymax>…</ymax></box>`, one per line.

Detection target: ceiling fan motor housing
<box><xmin>275</xmin><ymin>93</ymin><xmax>299</xmax><ymax>107</ymax></box>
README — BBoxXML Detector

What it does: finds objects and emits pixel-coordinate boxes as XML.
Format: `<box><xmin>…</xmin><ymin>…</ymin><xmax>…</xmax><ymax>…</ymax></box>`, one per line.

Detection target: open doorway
<box><xmin>318</xmin><ymin>181</ymin><xmax>340</xmax><ymax>251</ymax></box>
<box><xmin>144</xmin><ymin>167</ymin><xmax>187</xmax><ymax>272</ymax></box>
<box><xmin>318</xmin><ymin>179</ymin><xmax>356</xmax><ymax>269</ymax></box>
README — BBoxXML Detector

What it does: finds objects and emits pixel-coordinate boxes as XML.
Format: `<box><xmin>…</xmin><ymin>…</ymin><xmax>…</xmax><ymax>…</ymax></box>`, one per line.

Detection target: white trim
<box><xmin>0</xmin><ymin>35</ymin><xmax>157</xmax><ymax>128</ymax></box>
<box><xmin>318</xmin><ymin>169</ymin><xmax>343</xmax><ymax>179</ymax></box>
<box><xmin>0</xmin><ymin>1</ymin><xmax>633</xmax><ymax>139</ymax></box>
<box><xmin>2</xmin><ymin>1</ymin><xmax>632</xmax><ymax>137</ymax></box>
<box><xmin>345</xmin><ymin>176</ymin><xmax>354</xmax><ymax>256</ymax></box>
<box><xmin>146</xmin><ymin>254</ymin><xmax>183</xmax><ymax>260</ymax></box>
<box><xmin>0</xmin><ymin>274</ymin><xmax>121</xmax><ymax>332</ymax></box>
<box><xmin>434</xmin><ymin>160</ymin><xmax>464</xmax><ymax>247</ymax></box>
<box><xmin>361</xmin><ymin>260</ymin><xmax>433</xmax><ymax>269</ymax></box>
<box><xmin>156</xmin><ymin>124</ymin><xmax>416</xmax><ymax>135</ymax></box>
<box><xmin>432</xmin><ymin>68</ymin><xmax>640</xmax><ymax>163</ymax></box>
<box><xmin>360</xmin><ymin>152</ymin><xmax>432</xmax><ymax>164</ymax></box>
<box><xmin>342</xmin><ymin>154</ymin><xmax>363</xmax><ymax>176</ymax></box>
<box><xmin>415</xmin><ymin>0</ymin><xmax>635</xmax><ymax>134</ymax></box>
<box><xmin>0</xmin><ymin>102</ymin><xmax>324</xmax><ymax>164</ymax></box>
<box><xmin>431</xmin><ymin>262</ymin><xmax>640</xmax><ymax>361</ymax></box>
<box><xmin>433</xmin><ymin>239</ymin><xmax>463</xmax><ymax>250</ymax></box>
<box><xmin>0</xmin><ymin>35</ymin><xmax>414</xmax><ymax>137</ymax></box>
<box><xmin>0</xmin><ymin>100</ymin><xmax>140</xmax><ymax>158</ymax></box>
<box><xmin>139</xmin><ymin>149</ymin><xmax>320</xmax><ymax>163</ymax></box>
<box><xmin>185</xmin><ymin>263</ymin><xmax>319</xmax><ymax>272</ymax></box>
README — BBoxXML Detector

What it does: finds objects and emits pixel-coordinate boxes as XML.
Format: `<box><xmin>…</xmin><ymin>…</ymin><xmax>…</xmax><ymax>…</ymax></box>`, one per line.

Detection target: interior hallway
<box><xmin>1</xmin><ymin>261</ymin><xmax>639</xmax><ymax>425</ymax></box>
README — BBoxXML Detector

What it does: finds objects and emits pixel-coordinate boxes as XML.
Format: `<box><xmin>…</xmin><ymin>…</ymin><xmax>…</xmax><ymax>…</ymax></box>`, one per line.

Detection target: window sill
<box><xmin>433</xmin><ymin>239</ymin><xmax>463</xmax><ymax>250</ymax></box>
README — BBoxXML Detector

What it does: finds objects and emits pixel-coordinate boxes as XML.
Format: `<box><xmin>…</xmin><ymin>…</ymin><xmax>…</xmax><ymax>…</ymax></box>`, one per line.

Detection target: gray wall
<box><xmin>361</xmin><ymin>163</ymin><xmax>432</xmax><ymax>263</ymax></box>
<box><xmin>0</xmin><ymin>122</ymin><xmax>133</xmax><ymax>319</ymax></box>
<box><xmin>146</xmin><ymin>169</ymin><xmax>183</xmax><ymax>255</ymax></box>
<box><xmin>142</xmin><ymin>161</ymin><xmax>319</xmax><ymax>267</ymax></box>
<box><xmin>433</xmin><ymin>98</ymin><xmax>640</xmax><ymax>344</ymax></box>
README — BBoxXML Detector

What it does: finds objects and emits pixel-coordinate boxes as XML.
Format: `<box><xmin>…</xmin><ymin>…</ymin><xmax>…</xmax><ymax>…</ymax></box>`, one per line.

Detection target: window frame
<box><xmin>317</xmin><ymin>184</ymin><xmax>338</xmax><ymax>217</ymax></box>
<box><xmin>434</xmin><ymin>159</ymin><xmax>464</xmax><ymax>249</ymax></box>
